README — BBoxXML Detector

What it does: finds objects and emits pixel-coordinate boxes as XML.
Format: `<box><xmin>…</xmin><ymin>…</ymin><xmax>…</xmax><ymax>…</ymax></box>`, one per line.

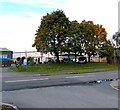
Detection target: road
<box><xmin>2</xmin><ymin>82</ymin><xmax>119</xmax><ymax>108</ymax></box>
<box><xmin>1</xmin><ymin>67</ymin><xmax>119</xmax><ymax>108</ymax></box>
<box><xmin>2</xmin><ymin>67</ymin><xmax>119</xmax><ymax>91</ymax></box>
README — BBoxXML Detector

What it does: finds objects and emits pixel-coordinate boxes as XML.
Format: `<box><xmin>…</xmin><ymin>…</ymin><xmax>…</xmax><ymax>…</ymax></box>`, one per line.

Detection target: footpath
<box><xmin>110</xmin><ymin>80</ymin><xmax>120</xmax><ymax>90</ymax></box>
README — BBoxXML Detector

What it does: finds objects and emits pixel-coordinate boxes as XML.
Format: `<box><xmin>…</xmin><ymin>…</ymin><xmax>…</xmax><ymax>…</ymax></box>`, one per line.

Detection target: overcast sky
<box><xmin>0</xmin><ymin>0</ymin><xmax>119</xmax><ymax>52</ymax></box>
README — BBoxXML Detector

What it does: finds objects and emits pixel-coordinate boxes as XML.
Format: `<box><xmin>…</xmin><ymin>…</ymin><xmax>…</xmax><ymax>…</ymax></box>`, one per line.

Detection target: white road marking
<box><xmin>66</xmin><ymin>74</ymin><xmax>96</xmax><ymax>79</ymax></box>
<box><xmin>86</xmin><ymin>75</ymin><xmax>96</xmax><ymax>77</ymax></box>
<box><xmin>4</xmin><ymin>74</ymin><xmax>97</xmax><ymax>83</ymax></box>
<box><xmin>4</xmin><ymin>78</ymin><xmax>49</xmax><ymax>83</ymax></box>
<box><xmin>66</xmin><ymin>76</ymin><xmax>85</xmax><ymax>78</ymax></box>
<box><xmin>86</xmin><ymin>73</ymin><xmax>96</xmax><ymax>75</ymax></box>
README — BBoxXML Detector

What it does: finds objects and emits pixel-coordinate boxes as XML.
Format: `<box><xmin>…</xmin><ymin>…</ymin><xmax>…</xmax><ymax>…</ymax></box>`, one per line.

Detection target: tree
<box><xmin>21</xmin><ymin>57</ymin><xmax>25</xmax><ymax>63</ymax></box>
<box><xmin>113</xmin><ymin>31</ymin><xmax>120</xmax><ymax>48</ymax></box>
<box><xmin>67</xmin><ymin>20</ymin><xmax>83</xmax><ymax>62</ymax></box>
<box><xmin>98</xmin><ymin>40</ymin><xmax>114</xmax><ymax>63</ymax></box>
<box><xmin>32</xmin><ymin>10</ymin><xmax>70</xmax><ymax>62</ymax></box>
<box><xmin>113</xmin><ymin>31</ymin><xmax>120</xmax><ymax>64</ymax></box>
<box><xmin>79</xmin><ymin>20</ymin><xmax>108</xmax><ymax>62</ymax></box>
<box><xmin>17</xmin><ymin>57</ymin><xmax>21</xmax><ymax>61</ymax></box>
<box><xmin>80</xmin><ymin>21</ymin><xmax>98</xmax><ymax>62</ymax></box>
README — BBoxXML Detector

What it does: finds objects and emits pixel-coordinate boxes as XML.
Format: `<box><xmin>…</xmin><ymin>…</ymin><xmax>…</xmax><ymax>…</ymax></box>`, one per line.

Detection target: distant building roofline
<box><xmin>0</xmin><ymin>48</ymin><xmax>13</xmax><ymax>52</ymax></box>
<box><xmin>13</xmin><ymin>51</ymin><xmax>37</xmax><ymax>53</ymax></box>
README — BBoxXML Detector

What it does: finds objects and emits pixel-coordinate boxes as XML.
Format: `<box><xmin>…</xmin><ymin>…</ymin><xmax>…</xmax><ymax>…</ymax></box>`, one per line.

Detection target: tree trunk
<box><xmin>75</xmin><ymin>52</ymin><xmax>77</xmax><ymax>62</ymax></box>
<box><xmin>55</xmin><ymin>52</ymin><xmax>60</xmax><ymax>63</ymax></box>
<box><xmin>68</xmin><ymin>52</ymin><xmax>70</xmax><ymax>62</ymax></box>
<box><xmin>88</xmin><ymin>54</ymin><xmax>91</xmax><ymax>62</ymax></box>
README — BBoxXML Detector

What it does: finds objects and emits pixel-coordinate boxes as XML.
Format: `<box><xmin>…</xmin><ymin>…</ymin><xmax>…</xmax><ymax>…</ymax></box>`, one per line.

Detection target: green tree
<box><xmin>67</xmin><ymin>20</ymin><xmax>83</xmax><ymax>62</ymax></box>
<box><xmin>113</xmin><ymin>31</ymin><xmax>120</xmax><ymax>48</ymax></box>
<box><xmin>80</xmin><ymin>21</ymin><xmax>98</xmax><ymax>62</ymax></box>
<box><xmin>113</xmin><ymin>31</ymin><xmax>120</xmax><ymax>64</ymax></box>
<box><xmin>80</xmin><ymin>20</ymin><xmax>107</xmax><ymax>62</ymax></box>
<box><xmin>32</xmin><ymin>10</ymin><xmax>70</xmax><ymax>62</ymax></box>
<box><xmin>98</xmin><ymin>40</ymin><xmax>114</xmax><ymax>63</ymax></box>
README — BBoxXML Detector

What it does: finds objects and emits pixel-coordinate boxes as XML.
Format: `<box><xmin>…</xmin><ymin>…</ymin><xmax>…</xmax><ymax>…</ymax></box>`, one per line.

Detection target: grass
<box><xmin>1</xmin><ymin>105</ymin><xmax>15</xmax><ymax>110</ymax></box>
<box><xmin>9</xmin><ymin>62</ymin><xmax>118</xmax><ymax>74</ymax></box>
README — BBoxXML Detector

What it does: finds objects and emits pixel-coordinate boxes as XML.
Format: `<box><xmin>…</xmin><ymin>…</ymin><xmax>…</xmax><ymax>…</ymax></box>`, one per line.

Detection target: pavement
<box><xmin>110</xmin><ymin>80</ymin><xmax>120</xmax><ymax>90</ymax></box>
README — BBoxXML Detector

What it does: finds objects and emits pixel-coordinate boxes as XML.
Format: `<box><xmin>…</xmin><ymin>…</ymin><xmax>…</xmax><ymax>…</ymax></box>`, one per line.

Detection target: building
<box><xmin>0</xmin><ymin>48</ymin><xmax>13</xmax><ymax>59</ymax></box>
<box><xmin>0</xmin><ymin>48</ymin><xmax>13</xmax><ymax>66</ymax></box>
<box><xmin>13</xmin><ymin>51</ymin><xmax>55</xmax><ymax>63</ymax></box>
<box><xmin>13</xmin><ymin>51</ymin><xmax>107</xmax><ymax>63</ymax></box>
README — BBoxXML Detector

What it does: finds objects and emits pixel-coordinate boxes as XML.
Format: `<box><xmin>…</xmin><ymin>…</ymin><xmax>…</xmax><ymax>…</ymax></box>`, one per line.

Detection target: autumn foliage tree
<box><xmin>32</xmin><ymin>9</ymin><xmax>113</xmax><ymax>63</ymax></box>
<box><xmin>96</xmin><ymin>24</ymin><xmax>114</xmax><ymax>63</ymax></box>
<box><xmin>32</xmin><ymin>10</ymin><xmax>70</xmax><ymax>62</ymax></box>
<box><xmin>79</xmin><ymin>20</ymin><xmax>108</xmax><ymax>62</ymax></box>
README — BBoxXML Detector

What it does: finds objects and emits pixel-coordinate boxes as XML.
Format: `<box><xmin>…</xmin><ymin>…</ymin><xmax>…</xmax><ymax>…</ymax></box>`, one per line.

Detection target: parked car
<box><xmin>62</xmin><ymin>58</ymin><xmax>72</xmax><ymax>62</ymax></box>
<box><xmin>48</xmin><ymin>59</ymin><xmax>57</xmax><ymax>63</ymax></box>
<box><xmin>78</xmin><ymin>56</ymin><xmax>87</xmax><ymax>64</ymax></box>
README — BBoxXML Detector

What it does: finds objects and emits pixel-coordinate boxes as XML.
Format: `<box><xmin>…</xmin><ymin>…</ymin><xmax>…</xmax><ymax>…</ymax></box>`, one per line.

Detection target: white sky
<box><xmin>0</xmin><ymin>0</ymin><xmax>119</xmax><ymax>52</ymax></box>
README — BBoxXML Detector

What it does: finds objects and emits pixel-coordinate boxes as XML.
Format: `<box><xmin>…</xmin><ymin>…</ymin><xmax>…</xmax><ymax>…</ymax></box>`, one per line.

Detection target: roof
<box><xmin>0</xmin><ymin>48</ymin><xmax>12</xmax><ymax>52</ymax></box>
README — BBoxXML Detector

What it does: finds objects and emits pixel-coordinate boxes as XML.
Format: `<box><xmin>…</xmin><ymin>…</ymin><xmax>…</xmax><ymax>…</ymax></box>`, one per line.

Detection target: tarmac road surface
<box><xmin>2</xmin><ymin>82</ymin><xmax>119</xmax><ymax>108</ymax></box>
<box><xmin>1</xmin><ymin>67</ymin><xmax>119</xmax><ymax>108</ymax></box>
<box><xmin>2</xmin><ymin>67</ymin><xmax>119</xmax><ymax>91</ymax></box>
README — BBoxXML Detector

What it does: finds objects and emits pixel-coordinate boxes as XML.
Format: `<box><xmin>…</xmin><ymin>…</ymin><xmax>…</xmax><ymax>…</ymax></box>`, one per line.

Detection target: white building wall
<box><xmin>13</xmin><ymin>51</ymin><xmax>54</xmax><ymax>60</ymax></box>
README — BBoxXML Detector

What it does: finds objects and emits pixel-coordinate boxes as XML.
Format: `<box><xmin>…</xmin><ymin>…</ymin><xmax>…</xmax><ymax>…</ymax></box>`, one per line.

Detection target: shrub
<box><xmin>2</xmin><ymin>105</ymin><xmax>15</xmax><ymax>110</ymax></box>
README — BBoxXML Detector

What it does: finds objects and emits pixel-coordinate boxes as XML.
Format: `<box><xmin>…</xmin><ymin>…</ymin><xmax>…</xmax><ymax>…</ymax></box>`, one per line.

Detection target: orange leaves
<box><xmin>98</xmin><ymin>32</ymin><xmax>107</xmax><ymax>39</ymax></box>
<box><xmin>88</xmin><ymin>24</ymin><xmax>93</xmax><ymax>26</ymax></box>
<box><xmin>98</xmin><ymin>35</ymin><xmax>105</xmax><ymax>38</ymax></box>
<box><xmin>99</xmin><ymin>28</ymin><xmax>103</xmax><ymax>31</ymax></box>
<box><xmin>82</xmin><ymin>22</ymin><xmax>88</xmax><ymax>25</ymax></box>
<box><xmin>94</xmin><ymin>23</ymin><xmax>107</xmax><ymax>40</ymax></box>
<box><xmin>101</xmin><ymin>32</ymin><xmax>107</xmax><ymax>35</ymax></box>
<box><xmin>80</xmin><ymin>21</ymin><xmax>107</xmax><ymax>40</ymax></box>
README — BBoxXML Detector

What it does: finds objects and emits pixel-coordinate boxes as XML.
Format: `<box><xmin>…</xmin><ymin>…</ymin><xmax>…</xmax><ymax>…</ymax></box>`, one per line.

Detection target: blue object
<box><xmin>0</xmin><ymin>55</ymin><xmax>10</xmax><ymax>59</ymax></box>
<box><xmin>23</xmin><ymin>59</ymin><xmax>27</xmax><ymax>65</ymax></box>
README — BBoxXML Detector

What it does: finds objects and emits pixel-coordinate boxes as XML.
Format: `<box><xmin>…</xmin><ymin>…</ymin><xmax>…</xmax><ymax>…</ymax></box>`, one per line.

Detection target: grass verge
<box><xmin>35</xmin><ymin>67</ymin><xmax>118</xmax><ymax>74</ymax></box>
<box><xmin>9</xmin><ymin>62</ymin><xmax>118</xmax><ymax>74</ymax></box>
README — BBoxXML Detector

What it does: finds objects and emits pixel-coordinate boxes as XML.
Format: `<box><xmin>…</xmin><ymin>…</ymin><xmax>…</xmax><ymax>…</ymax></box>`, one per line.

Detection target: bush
<box><xmin>27</xmin><ymin>57</ymin><xmax>34</xmax><ymax>65</ymax></box>
<box><xmin>2</xmin><ymin>105</ymin><xmax>15</xmax><ymax>110</ymax></box>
